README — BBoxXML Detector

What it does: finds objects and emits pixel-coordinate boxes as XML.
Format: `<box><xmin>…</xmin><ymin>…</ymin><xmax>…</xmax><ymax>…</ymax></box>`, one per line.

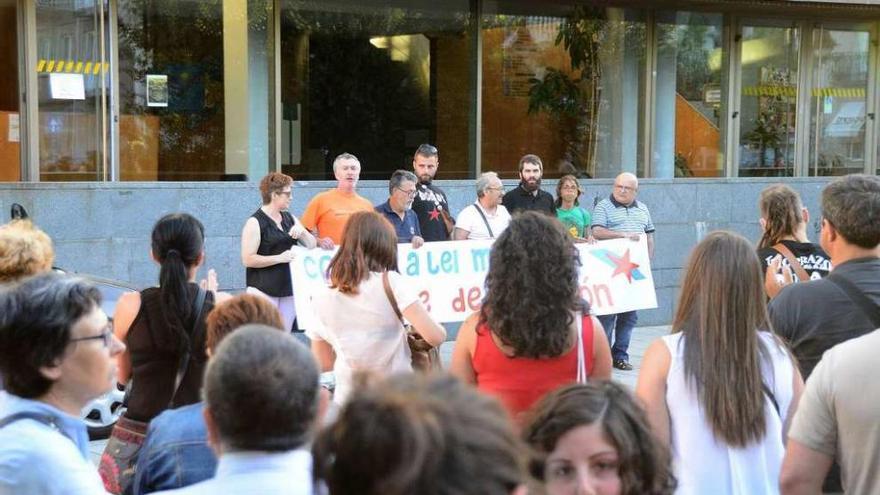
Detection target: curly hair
<box><xmin>205</xmin><ymin>294</ymin><xmax>284</xmax><ymax>353</ymax></box>
<box><xmin>480</xmin><ymin>211</ymin><xmax>582</xmax><ymax>358</ymax></box>
<box><xmin>0</xmin><ymin>220</ymin><xmax>55</xmax><ymax>283</ymax></box>
<box><xmin>259</xmin><ymin>172</ymin><xmax>293</xmax><ymax>204</ymax></box>
<box><xmin>522</xmin><ymin>382</ymin><xmax>676</xmax><ymax>495</ymax></box>
<box><xmin>757</xmin><ymin>184</ymin><xmax>803</xmax><ymax>249</ymax></box>
<box><xmin>312</xmin><ymin>373</ymin><xmax>528</xmax><ymax>495</ymax></box>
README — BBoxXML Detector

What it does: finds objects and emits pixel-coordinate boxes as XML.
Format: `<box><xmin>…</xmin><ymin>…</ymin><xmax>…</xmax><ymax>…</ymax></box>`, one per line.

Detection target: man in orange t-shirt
<box><xmin>301</xmin><ymin>152</ymin><xmax>373</xmax><ymax>249</ymax></box>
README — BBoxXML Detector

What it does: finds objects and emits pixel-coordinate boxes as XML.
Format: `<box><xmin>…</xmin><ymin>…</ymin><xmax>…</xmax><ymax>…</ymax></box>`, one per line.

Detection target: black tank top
<box><xmin>124</xmin><ymin>284</ymin><xmax>214</xmax><ymax>422</ymax></box>
<box><xmin>245</xmin><ymin>208</ymin><xmax>297</xmax><ymax>297</ymax></box>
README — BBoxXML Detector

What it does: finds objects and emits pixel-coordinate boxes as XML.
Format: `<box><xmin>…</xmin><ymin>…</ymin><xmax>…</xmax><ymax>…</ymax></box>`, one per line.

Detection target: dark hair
<box><xmin>757</xmin><ymin>184</ymin><xmax>803</xmax><ymax>249</ymax></box>
<box><xmin>554</xmin><ymin>175</ymin><xmax>583</xmax><ymax>208</ymax></box>
<box><xmin>151</xmin><ymin>213</ymin><xmax>205</xmax><ymax>339</ymax></box>
<box><xmin>821</xmin><ymin>174</ymin><xmax>880</xmax><ymax>249</ymax></box>
<box><xmin>313</xmin><ymin>373</ymin><xmax>528</xmax><ymax>495</ymax></box>
<box><xmin>414</xmin><ymin>143</ymin><xmax>439</xmax><ymax>159</ymax></box>
<box><xmin>0</xmin><ymin>273</ymin><xmax>102</xmax><ymax>398</ymax></box>
<box><xmin>518</xmin><ymin>154</ymin><xmax>543</xmax><ymax>172</ymax></box>
<box><xmin>523</xmin><ymin>382</ymin><xmax>676</xmax><ymax>495</ymax></box>
<box><xmin>259</xmin><ymin>172</ymin><xmax>293</xmax><ymax>204</ymax></box>
<box><xmin>388</xmin><ymin>169</ymin><xmax>417</xmax><ymax>196</ymax></box>
<box><xmin>204</xmin><ymin>324</ymin><xmax>320</xmax><ymax>451</ymax></box>
<box><xmin>480</xmin><ymin>212</ymin><xmax>582</xmax><ymax>358</ymax></box>
<box><xmin>674</xmin><ymin>231</ymin><xmax>776</xmax><ymax>447</ymax></box>
<box><xmin>205</xmin><ymin>294</ymin><xmax>284</xmax><ymax>353</ymax></box>
<box><xmin>327</xmin><ymin>211</ymin><xmax>398</xmax><ymax>295</ymax></box>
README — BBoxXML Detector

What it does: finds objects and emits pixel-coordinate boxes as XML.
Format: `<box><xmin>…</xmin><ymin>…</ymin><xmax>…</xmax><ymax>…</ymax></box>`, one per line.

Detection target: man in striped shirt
<box><xmin>591</xmin><ymin>172</ymin><xmax>655</xmax><ymax>370</ymax></box>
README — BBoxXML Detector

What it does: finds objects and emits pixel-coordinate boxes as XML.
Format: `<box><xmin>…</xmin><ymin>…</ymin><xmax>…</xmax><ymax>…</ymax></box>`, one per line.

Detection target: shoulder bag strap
<box><xmin>772</xmin><ymin>243</ymin><xmax>810</xmax><ymax>282</ymax></box>
<box><xmin>472</xmin><ymin>203</ymin><xmax>494</xmax><ymax>239</ymax></box>
<box><xmin>826</xmin><ymin>272</ymin><xmax>880</xmax><ymax>328</ymax></box>
<box><xmin>168</xmin><ymin>286</ymin><xmax>207</xmax><ymax>408</ymax></box>
<box><xmin>381</xmin><ymin>271</ymin><xmax>406</xmax><ymax>325</ymax></box>
<box><xmin>761</xmin><ymin>383</ymin><xmax>780</xmax><ymax>418</ymax></box>
<box><xmin>576</xmin><ymin>312</ymin><xmax>587</xmax><ymax>384</ymax></box>
<box><xmin>0</xmin><ymin>412</ymin><xmax>74</xmax><ymax>443</ymax></box>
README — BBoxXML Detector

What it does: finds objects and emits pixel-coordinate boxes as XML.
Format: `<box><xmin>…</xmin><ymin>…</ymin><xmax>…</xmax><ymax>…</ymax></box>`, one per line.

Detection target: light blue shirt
<box><xmin>154</xmin><ymin>449</ymin><xmax>313</xmax><ymax>495</ymax></box>
<box><xmin>0</xmin><ymin>393</ymin><xmax>107</xmax><ymax>495</ymax></box>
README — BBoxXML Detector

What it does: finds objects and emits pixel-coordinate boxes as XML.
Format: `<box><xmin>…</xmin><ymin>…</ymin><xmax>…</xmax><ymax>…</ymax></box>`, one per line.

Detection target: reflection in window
<box><xmin>808</xmin><ymin>27</ymin><xmax>869</xmax><ymax>176</ymax></box>
<box><xmin>481</xmin><ymin>4</ymin><xmax>646</xmax><ymax>179</ymax></box>
<box><xmin>655</xmin><ymin>11</ymin><xmax>726</xmax><ymax>178</ymax></box>
<box><xmin>738</xmin><ymin>23</ymin><xmax>800</xmax><ymax>177</ymax></box>
<box><xmin>279</xmin><ymin>0</ymin><xmax>473</xmax><ymax>180</ymax></box>
<box><xmin>117</xmin><ymin>0</ymin><xmax>226</xmax><ymax>180</ymax></box>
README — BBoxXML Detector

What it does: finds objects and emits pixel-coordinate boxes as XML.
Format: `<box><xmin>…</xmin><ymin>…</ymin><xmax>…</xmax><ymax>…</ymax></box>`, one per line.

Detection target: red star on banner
<box><xmin>607</xmin><ymin>249</ymin><xmax>640</xmax><ymax>283</ymax></box>
<box><xmin>428</xmin><ymin>208</ymin><xmax>441</xmax><ymax>221</ymax></box>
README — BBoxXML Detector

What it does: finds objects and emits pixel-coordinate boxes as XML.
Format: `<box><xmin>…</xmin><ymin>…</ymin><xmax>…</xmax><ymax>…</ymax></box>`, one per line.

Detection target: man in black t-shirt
<box><xmin>501</xmin><ymin>154</ymin><xmax>555</xmax><ymax>216</ymax></box>
<box><xmin>411</xmin><ymin>144</ymin><xmax>454</xmax><ymax>242</ymax></box>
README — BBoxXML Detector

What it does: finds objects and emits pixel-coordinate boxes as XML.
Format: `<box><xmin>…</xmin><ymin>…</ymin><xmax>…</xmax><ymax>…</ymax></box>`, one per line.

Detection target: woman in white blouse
<box><xmin>306</xmin><ymin>211</ymin><xmax>446</xmax><ymax>405</ymax></box>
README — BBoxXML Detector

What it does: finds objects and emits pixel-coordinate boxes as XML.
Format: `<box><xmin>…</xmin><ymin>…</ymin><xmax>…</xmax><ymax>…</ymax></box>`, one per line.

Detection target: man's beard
<box><xmin>521</xmin><ymin>178</ymin><xmax>541</xmax><ymax>192</ymax></box>
<box><xmin>418</xmin><ymin>174</ymin><xmax>433</xmax><ymax>184</ymax></box>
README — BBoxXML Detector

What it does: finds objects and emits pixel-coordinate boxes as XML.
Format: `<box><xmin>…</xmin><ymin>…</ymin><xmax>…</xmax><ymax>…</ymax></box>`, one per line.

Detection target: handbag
<box><xmin>381</xmin><ymin>271</ymin><xmax>442</xmax><ymax>372</ymax></box>
<box><xmin>99</xmin><ymin>287</ymin><xmax>207</xmax><ymax>495</ymax></box>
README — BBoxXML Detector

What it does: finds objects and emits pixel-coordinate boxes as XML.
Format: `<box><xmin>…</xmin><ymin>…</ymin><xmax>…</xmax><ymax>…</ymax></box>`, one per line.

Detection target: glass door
<box><xmin>0</xmin><ymin>0</ymin><xmax>21</xmax><ymax>181</ymax></box>
<box><xmin>34</xmin><ymin>0</ymin><xmax>111</xmax><ymax>181</ymax></box>
<box><xmin>736</xmin><ymin>21</ymin><xmax>801</xmax><ymax>177</ymax></box>
<box><xmin>807</xmin><ymin>24</ymin><xmax>871</xmax><ymax>176</ymax></box>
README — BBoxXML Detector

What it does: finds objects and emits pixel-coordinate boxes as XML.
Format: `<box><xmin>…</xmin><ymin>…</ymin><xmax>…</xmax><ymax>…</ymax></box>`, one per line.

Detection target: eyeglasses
<box><xmin>396</xmin><ymin>186</ymin><xmax>417</xmax><ymax>197</ymax></box>
<box><xmin>69</xmin><ymin>324</ymin><xmax>114</xmax><ymax>348</ymax></box>
<box><xmin>275</xmin><ymin>190</ymin><xmax>292</xmax><ymax>197</ymax></box>
<box><xmin>560</xmin><ymin>185</ymin><xmax>579</xmax><ymax>191</ymax></box>
<box><xmin>486</xmin><ymin>186</ymin><xmax>505</xmax><ymax>192</ymax></box>
<box><xmin>614</xmin><ymin>184</ymin><xmax>635</xmax><ymax>192</ymax></box>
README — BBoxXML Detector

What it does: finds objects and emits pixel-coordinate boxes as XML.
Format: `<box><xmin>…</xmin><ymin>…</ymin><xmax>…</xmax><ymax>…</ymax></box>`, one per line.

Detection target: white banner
<box><xmin>291</xmin><ymin>238</ymin><xmax>657</xmax><ymax>329</ymax></box>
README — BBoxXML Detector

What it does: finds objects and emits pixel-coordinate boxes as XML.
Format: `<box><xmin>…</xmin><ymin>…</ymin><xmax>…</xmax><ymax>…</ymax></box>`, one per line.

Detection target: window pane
<box><xmin>0</xmin><ymin>0</ymin><xmax>21</xmax><ymax>181</ymax></box>
<box><xmin>36</xmin><ymin>0</ymin><xmax>110</xmax><ymax>181</ymax></box>
<box><xmin>808</xmin><ymin>27</ymin><xmax>869</xmax><ymax>176</ymax></box>
<box><xmin>279</xmin><ymin>0</ymin><xmax>473</xmax><ymax>180</ymax></box>
<box><xmin>481</xmin><ymin>3</ymin><xmax>646</xmax><ymax>179</ymax></box>
<box><xmin>738</xmin><ymin>22</ymin><xmax>799</xmax><ymax>177</ymax></box>
<box><xmin>117</xmin><ymin>0</ymin><xmax>226</xmax><ymax>180</ymax></box>
<box><xmin>655</xmin><ymin>11</ymin><xmax>726</xmax><ymax>178</ymax></box>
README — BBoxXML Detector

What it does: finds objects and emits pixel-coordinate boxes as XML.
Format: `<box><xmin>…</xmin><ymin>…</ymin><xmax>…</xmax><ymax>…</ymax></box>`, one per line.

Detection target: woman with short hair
<box><xmin>241</xmin><ymin>172</ymin><xmax>316</xmax><ymax>332</ymax></box>
<box><xmin>523</xmin><ymin>382</ymin><xmax>676</xmax><ymax>495</ymax></box>
<box><xmin>306</xmin><ymin>211</ymin><xmax>445</xmax><ymax>405</ymax></box>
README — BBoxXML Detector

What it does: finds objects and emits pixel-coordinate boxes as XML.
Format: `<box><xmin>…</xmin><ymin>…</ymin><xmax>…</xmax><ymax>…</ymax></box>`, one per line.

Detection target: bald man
<box><xmin>591</xmin><ymin>172</ymin><xmax>655</xmax><ymax>371</ymax></box>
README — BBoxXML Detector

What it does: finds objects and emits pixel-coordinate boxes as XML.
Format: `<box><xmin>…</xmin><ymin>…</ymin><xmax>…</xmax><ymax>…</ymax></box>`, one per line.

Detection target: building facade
<box><xmin>1</xmin><ymin>0</ymin><xmax>878</xmax><ymax>182</ymax></box>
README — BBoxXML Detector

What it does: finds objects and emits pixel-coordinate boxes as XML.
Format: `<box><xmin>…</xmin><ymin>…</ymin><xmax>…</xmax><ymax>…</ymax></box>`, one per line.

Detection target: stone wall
<box><xmin>0</xmin><ymin>177</ymin><xmax>834</xmax><ymax>328</ymax></box>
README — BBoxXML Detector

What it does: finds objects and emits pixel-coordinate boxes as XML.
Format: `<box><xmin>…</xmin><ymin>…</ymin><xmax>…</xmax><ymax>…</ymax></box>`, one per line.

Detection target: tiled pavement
<box><xmin>90</xmin><ymin>324</ymin><xmax>672</xmax><ymax>463</ymax></box>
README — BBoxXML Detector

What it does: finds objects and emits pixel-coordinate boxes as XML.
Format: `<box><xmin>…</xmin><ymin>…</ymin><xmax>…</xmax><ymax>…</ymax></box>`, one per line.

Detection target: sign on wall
<box><xmin>291</xmin><ymin>238</ymin><xmax>657</xmax><ymax>330</ymax></box>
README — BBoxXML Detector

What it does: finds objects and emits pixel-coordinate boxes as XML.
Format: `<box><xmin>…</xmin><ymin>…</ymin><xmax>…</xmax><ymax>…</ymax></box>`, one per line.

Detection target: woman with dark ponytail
<box><xmin>757</xmin><ymin>184</ymin><xmax>831</xmax><ymax>298</ymax></box>
<box><xmin>99</xmin><ymin>213</ymin><xmax>227</xmax><ymax>494</ymax></box>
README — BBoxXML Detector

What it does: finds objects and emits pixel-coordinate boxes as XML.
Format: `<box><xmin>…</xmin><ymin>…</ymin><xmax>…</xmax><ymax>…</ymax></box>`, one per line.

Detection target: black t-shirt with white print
<box><xmin>758</xmin><ymin>240</ymin><xmax>832</xmax><ymax>282</ymax></box>
<box><xmin>411</xmin><ymin>182</ymin><xmax>452</xmax><ymax>242</ymax></box>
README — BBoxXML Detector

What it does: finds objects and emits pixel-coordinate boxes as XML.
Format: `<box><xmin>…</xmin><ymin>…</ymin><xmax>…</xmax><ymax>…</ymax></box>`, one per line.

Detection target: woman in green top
<box><xmin>555</xmin><ymin>174</ymin><xmax>594</xmax><ymax>243</ymax></box>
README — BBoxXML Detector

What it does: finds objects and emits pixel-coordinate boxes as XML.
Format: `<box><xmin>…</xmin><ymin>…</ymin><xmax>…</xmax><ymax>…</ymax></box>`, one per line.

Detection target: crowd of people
<box><xmin>1</xmin><ymin>143</ymin><xmax>879</xmax><ymax>495</ymax></box>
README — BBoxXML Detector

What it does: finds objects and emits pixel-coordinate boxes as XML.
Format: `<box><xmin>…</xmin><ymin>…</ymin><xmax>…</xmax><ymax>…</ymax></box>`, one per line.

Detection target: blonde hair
<box><xmin>0</xmin><ymin>220</ymin><xmax>55</xmax><ymax>283</ymax></box>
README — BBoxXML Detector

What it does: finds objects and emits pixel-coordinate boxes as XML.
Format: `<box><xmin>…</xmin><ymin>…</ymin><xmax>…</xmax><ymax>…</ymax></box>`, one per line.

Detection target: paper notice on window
<box><xmin>49</xmin><ymin>73</ymin><xmax>86</xmax><ymax>100</ymax></box>
<box><xmin>146</xmin><ymin>75</ymin><xmax>168</xmax><ymax>107</ymax></box>
<box><xmin>8</xmin><ymin>113</ymin><xmax>19</xmax><ymax>142</ymax></box>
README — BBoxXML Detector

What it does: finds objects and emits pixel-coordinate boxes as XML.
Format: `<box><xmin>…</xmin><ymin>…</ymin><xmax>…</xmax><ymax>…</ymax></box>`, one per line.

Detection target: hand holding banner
<box><xmin>291</xmin><ymin>238</ymin><xmax>657</xmax><ymax>330</ymax></box>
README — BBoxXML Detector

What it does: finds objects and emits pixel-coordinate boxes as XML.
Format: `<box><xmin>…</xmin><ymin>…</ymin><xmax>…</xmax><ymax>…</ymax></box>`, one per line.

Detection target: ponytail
<box><xmin>151</xmin><ymin>214</ymin><xmax>205</xmax><ymax>341</ymax></box>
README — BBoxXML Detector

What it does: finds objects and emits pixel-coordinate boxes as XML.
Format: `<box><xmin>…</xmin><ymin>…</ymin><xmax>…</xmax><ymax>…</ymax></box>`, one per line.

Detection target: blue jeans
<box><xmin>598</xmin><ymin>310</ymin><xmax>638</xmax><ymax>362</ymax></box>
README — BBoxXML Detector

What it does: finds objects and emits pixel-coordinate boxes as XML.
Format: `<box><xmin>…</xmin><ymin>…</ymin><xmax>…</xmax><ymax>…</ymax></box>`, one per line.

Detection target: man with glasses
<box><xmin>453</xmin><ymin>172</ymin><xmax>511</xmax><ymax>241</ymax></box>
<box><xmin>0</xmin><ymin>273</ymin><xmax>126</xmax><ymax>493</ymax></box>
<box><xmin>411</xmin><ymin>144</ymin><xmax>455</xmax><ymax>242</ymax></box>
<box><xmin>376</xmin><ymin>170</ymin><xmax>424</xmax><ymax>248</ymax></box>
<box><xmin>591</xmin><ymin>172</ymin><xmax>655</xmax><ymax>371</ymax></box>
